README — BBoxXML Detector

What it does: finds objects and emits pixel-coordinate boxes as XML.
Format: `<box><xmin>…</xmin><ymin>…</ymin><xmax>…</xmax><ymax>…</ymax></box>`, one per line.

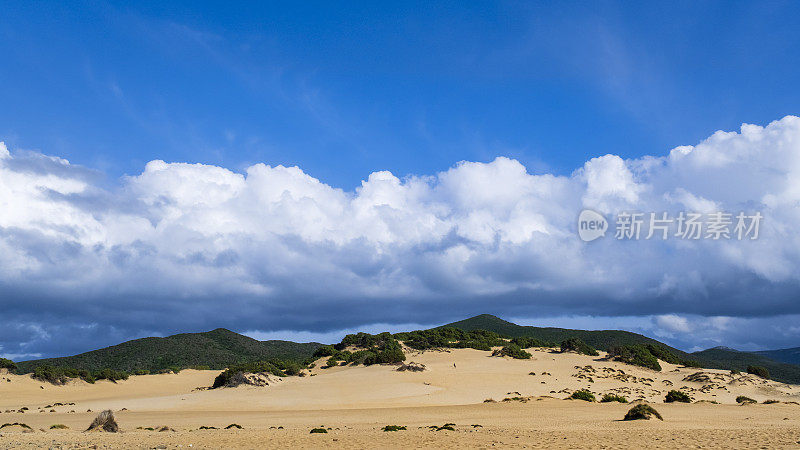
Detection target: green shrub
<box><xmin>763</xmin><ymin>399</ymin><xmax>780</xmax><ymax>404</ymax></box>
<box><xmin>735</xmin><ymin>395</ymin><xmax>756</xmax><ymax>404</ymax></box>
<box><xmin>313</xmin><ymin>345</ymin><xmax>336</xmax><ymax>357</ymax></box>
<box><xmin>0</xmin><ymin>358</ymin><xmax>16</xmax><ymax>372</ymax></box>
<box><xmin>569</xmin><ymin>390</ymin><xmax>596</xmax><ymax>402</ymax></box>
<box><xmin>212</xmin><ymin>359</ymin><xmax>306</xmax><ymax>388</ymax></box>
<box><xmin>607</xmin><ymin>345</ymin><xmax>661</xmax><ymax>371</ymax></box>
<box><xmin>225</xmin><ymin>423</ymin><xmax>243</xmax><ymax>429</ymax></box>
<box><xmin>493</xmin><ymin>343</ymin><xmax>532</xmax><ymax>359</ymax></box>
<box><xmin>600</xmin><ymin>393</ymin><xmax>628</xmax><ymax>403</ymax></box>
<box><xmin>133</xmin><ymin>369</ymin><xmax>150</xmax><ymax>376</ymax></box>
<box><xmin>382</xmin><ymin>425</ymin><xmax>406</xmax><ymax>431</ymax></box>
<box><xmin>560</xmin><ymin>338</ymin><xmax>598</xmax><ymax>356</ymax></box>
<box><xmin>664</xmin><ymin>390</ymin><xmax>692</xmax><ymax>403</ymax></box>
<box><xmin>310</xmin><ymin>427</ymin><xmax>328</xmax><ymax>433</ymax></box>
<box><xmin>747</xmin><ymin>365</ymin><xmax>770</xmax><ymax>379</ymax></box>
<box><xmin>394</xmin><ymin>327</ymin><xmax>505</xmax><ymax>351</ymax></box>
<box><xmin>510</xmin><ymin>337</ymin><xmax>556</xmax><ymax>349</ymax></box>
<box><xmin>623</xmin><ymin>404</ymin><xmax>663</xmax><ymax>421</ymax></box>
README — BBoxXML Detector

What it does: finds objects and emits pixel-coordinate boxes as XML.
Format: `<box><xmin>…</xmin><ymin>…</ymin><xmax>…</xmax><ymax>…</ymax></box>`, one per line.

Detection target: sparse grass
<box><xmin>736</xmin><ymin>396</ymin><xmax>756</xmax><ymax>404</ymax></box>
<box><xmin>664</xmin><ymin>390</ymin><xmax>692</xmax><ymax>403</ymax></box>
<box><xmin>623</xmin><ymin>404</ymin><xmax>663</xmax><ymax>421</ymax></box>
<box><xmin>310</xmin><ymin>427</ymin><xmax>328</xmax><ymax>433</ymax></box>
<box><xmin>49</xmin><ymin>424</ymin><xmax>68</xmax><ymax>429</ymax></box>
<box><xmin>382</xmin><ymin>425</ymin><xmax>407</xmax><ymax>431</ymax></box>
<box><xmin>569</xmin><ymin>389</ymin><xmax>596</xmax><ymax>402</ymax></box>
<box><xmin>600</xmin><ymin>393</ymin><xmax>628</xmax><ymax>403</ymax></box>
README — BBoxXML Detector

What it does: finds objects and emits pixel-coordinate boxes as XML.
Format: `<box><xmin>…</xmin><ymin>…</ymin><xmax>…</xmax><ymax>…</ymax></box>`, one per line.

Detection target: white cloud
<box><xmin>2</xmin><ymin>116</ymin><xmax>800</xmax><ymax>354</ymax></box>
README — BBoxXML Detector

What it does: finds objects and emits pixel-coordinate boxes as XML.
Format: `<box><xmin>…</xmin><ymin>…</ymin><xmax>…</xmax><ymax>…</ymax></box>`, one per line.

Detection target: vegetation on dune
<box><xmin>560</xmin><ymin>338</ymin><xmax>598</xmax><ymax>356</ymax></box>
<box><xmin>510</xmin><ymin>336</ymin><xmax>557</xmax><ymax>349</ymax></box>
<box><xmin>569</xmin><ymin>390</ymin><xmax>596</xmax><ymax>402</ymax></box>
<box><xmin>691</xmin><ymin>347</ymin><xmax>799</xmax><ymax>384</ymax></box>
<box><xmin>0</xmin><ymin>422</ymin><xmax>32</xmax><ymax>430</ymax></box>
<box><xmin>393</xmin><ymin>327</ymin><xmax>506</xmax><ymax>351</ymax></box>
<box><xmin>492</xmin><ymin>343</ymin><xmax>532</xmax><ymax>359</ymax></box>
<box><xmin>736</xmin><ymin>395</ymin><xmax>756</xmax><ymax>404</ymax></box>
<box><xmin>623</xmin><ymin>404</ymin><xmax>663</xmax><ymax>421</ymax></box>
<box><xmin>664</xmin><ymin>390</ymin><xmax>692</xmax><ymax>403</ymax></box>
<box><xmin>86</xmin><ymin>410</ymin><xmax>119</xmax><ymax>432</ymax></box>
<box><xmin>600</xmin><ymin>393</ymin><xmax>628</xmax><ymax>403</ymax></box>
<box><xmin>607</xmin><ymin>344</ymin><xmax>700</xmax><ymax>372</ymax></box>
<box><xmin>319</xmin><ymin>332</ymin><xmax>406</xmax><ymax>366</ymax></box>
<box><xmin>382</xmin><ymin>425</ymin><xmax>407</xmax><ymax>431</ymax></box>
<box><xmin>309</xmin><ymin>427</ymin><xmax>328</xmax><ymax>433</ymax></box>
<box><xmin>50</xmin><ymin>424</ymin><xmax>69</xmax><ymax>429</ymax></box>
<box><xmin>212</xmin><ymin>360</ymin><xmax>306</xmax><ymax>388</ymax></box>
<box><xmin>0</xmin><ymin>358</ymin><xmax>16</xmax><ymax>372</ymax></box>
<box><xmin>31</xmin><ymin>365</ymin><xmax>129</xmax><ymax>385</ymax></box>
<box><xmin>747</xmin><ymin>365</ymin><xmax>770</xmax><ymax>379</ymax></box>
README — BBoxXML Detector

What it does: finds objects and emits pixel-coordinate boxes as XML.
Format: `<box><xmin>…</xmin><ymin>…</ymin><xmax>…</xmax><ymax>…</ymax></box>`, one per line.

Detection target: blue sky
<box><xmin>3</xmin><ymin>1</ymin><xmax>800</xmax><ymax>188</ymax></box>
<box><xmin>3</xmin><ymin>1</ymin><xmax>800</xmax><ymax>359</ymax></box>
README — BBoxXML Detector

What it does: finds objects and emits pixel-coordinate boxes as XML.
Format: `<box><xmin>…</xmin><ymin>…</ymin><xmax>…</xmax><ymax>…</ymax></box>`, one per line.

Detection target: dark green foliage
<box><xmin>510</xmin><ymin>337</ymin><xmax>556</xmax><ymax>349</ymax></box>
<box><xmin>198</xmin><ymin>426</ymin><xmax>217</xmax><ymax>430</ymax></box>
<box><xmin>133</xmin><ymin>369</ymin><xmax>150</xmax><ymax>376</ymax></box>
<box><xmin>0</xmin><ymin>422</ymin><xmax>32</xmax><ymax>430</ymax></box>
<box><xmin>225</xmin><ymin>423</ymin><xmax>243</xmax><ymax>429</ymax></box>
<box><xmin>747</xmin><ymin>365</ymin><xmax>770</xmax><ymax>379</ymax></box>
<box><xmin>430</xmin><ymin>423</ymin><xmax>455</xmax><ymax>431</ymax></box>
<box><xmin>623</xmin><ymin>404</ymin><xmax>663</xmax><ymax>421</ymax></box>
<box><xmin>736</xmin><ymin>395</ymin><xmax>756</xmax><ymax>404</ymax></box>
<box><xmin>394</xmin><ymin>327</ymin><xmax>506</xmax><ymax>351</ymax></box>
<box><xmin>600</xmin><ymin>394</ymin><xmax>628</xmax><ymax>403</ymax></box>
<box><xmin>382</xmin><ymin>425</ymin><xmax>407</xmax><ymax>431</ymax></box>
<box><xmin>212</xmin><ymin>359</ymin><xmax>306</xmax><ymax>388</ymax></box>
<box><xmin>0</xmin><ymin>358</ymin><xmax>16</xmax><ymax>372</ymax></box>
<box><xmin>560</xmin><ymin>338</ymin><xmax>598</xmax><ymax>356</ymax></box>
<box><xmin>15</xmin><ymin>328</ymin><xmax>321</xmax><ymax>374</ymax></box>
<box><xmin>93</xmin><ymin>368</ymin><xmax>129</xmax><ymax>382</ymax></box>
<box><xmin>313</xmin><ymin>345</ymin><xmax>336</xmax><ymax>357</ymax></box>
<box><xmin>327</xmin><ymin>333</ymin><xmax>405</xmax><ymax>366</ymax></box>
<box><xmin>309</xmin><ymin>427</ymin><xmax>328</xmax><ymax>433</ymax></box>
<box><xmin>755</xmin><ymin>346</ymin><xmax>800</xmax><ymax>366</ymax></box>
<box><xmin>30</xmin><ymin>365</ymin><xmax>130</xmax><ymax>385</ymax></box>
<box><xmin>608</xmin><ymin>345</ymin><xmax>662</xmax><ymax>371</ymax></box>
<box><xmin>664</xmin><ymin>390</ymin><xmax>692</xmax><ymax>403</ymax></box>
<box><xmin>493</xmin><ymin>343</ymin><xmax>531</xmax><ymax>359</ymax></box>
<box><xmin>569</xmin><ymin>390</ymin><xmax>596</xmax><ymax>402</ymax></box>
<box><xmin>763</xmin><ymin>399</ymin><xmax>780</xmax><ymax>404</ymax></box>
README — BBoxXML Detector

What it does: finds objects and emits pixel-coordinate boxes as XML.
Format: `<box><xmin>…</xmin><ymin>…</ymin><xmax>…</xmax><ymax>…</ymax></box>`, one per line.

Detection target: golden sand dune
<box><xmin>1</xmin><ymin>348</ymin><xmax>799</xmax><ymax>448</ymax></box>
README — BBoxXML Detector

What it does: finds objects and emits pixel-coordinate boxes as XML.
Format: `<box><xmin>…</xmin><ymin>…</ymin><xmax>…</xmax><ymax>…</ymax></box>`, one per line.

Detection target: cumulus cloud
<box><xmin>2</xmin><ymin>116</ymin><xmax>800</xmax><ymax>357</ymax></box>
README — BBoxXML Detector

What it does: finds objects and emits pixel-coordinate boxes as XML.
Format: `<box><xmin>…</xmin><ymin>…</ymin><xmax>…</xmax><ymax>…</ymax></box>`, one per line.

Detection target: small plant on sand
<box><xmin>49</xmin><ymin>424</ymin><xmax>68</xmax><ymax>429</ymax></box>
<box><xmin>560</xmin><ymin>338</ymin><xmax>598</xmax><ymax>356</ymax></box>
<box><xmin>600</xmin><ymin>393</ymin><xmax>628</xmax><ymax>403</ymax></box>
<box><xmin>86</xmin><ymin>410</ymin><xmax>119</xmax><ymax>432</ymax></box>
<box><xmin>569</xmin><ymin>389</ymin><xmax>596</xmax><ymax>402</ymax></box>
<box><xmin>763</xmin><ymin>399</ymin><xmax>780</xmax><ymax>404</ymax></box>
<box><xmin>747</xmin><ymin>365</ymin><xmax>770</xmax><ymax>380</ymax></box>
<box><xmin>198</xmin><ymin>425</ymin><xmax>217</xmax><ymax>429</ymax></box>
<box><xmin>1</xmin><ymin>422</ymin><xmax>32</xmax><ymax>430</ymax></box>
<box><xmin>736</xmin><ymin>396</ymin><xmax>756</xmax><ymax>404</ymax></box>
<box><xmin>664</xmin><ymin>390</ymin><xmax>692</xmax><ymax>403</ymax></box>
<box><xmin>382</xmin><ymin>425</ymin><xmax>407</xmax><ymax>431</ymax></box>
<box><xmin>623</xmin><ymin>404</ymin><xmax>663</xmax><ymax>421</ymax></box>
<box><xmin>433</xmin><ymin>423</ymin><xmax>456</xmax><ymax>431</ymax></box>
<box><xmin>310</xmin><ymin>427</ymin><xmax>328</xmax><ymax>433</ymax></box>
<box><xmin>225</xmin><ymin>423</ymin><xmax>243</xmax><ymax>429</ymax></box>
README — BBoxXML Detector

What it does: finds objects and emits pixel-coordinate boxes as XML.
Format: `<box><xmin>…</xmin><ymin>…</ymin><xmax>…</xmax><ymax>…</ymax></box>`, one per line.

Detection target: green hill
<box><xmin>755</xmin><ymin>346</ymin><xmax>800</xmax><ymax>366</ymax></box>
<box><xmin>15</xmin><ymin>328</ymin><xmax>322</xmax><ymax>374</ymax></box>
<box><xmin>690</xmin><ymin>347</ymin><xmax>800</xmax><ymax>384</ymax></box>
<box><xmin>441</xmin><ymin>314</ymin><xmax>694</xmax><ymax>359</ymax></box>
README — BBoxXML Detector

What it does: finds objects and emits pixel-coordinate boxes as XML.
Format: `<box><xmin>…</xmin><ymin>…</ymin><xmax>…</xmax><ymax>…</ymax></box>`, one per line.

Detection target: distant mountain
<box><xmin>756</xmin><ymin>347</ymin><xmax>800</xmax><ymax>366</ymax></box>
<box><xmin>442</xmin><ymin>314</ymin><xmax>694</xmax><ymax>359</ymax></box>
<box><xmin>15</xmin><ymin>328</ymin><xmax>322</xmax><ymax>374</ymax></box>
<box><xmin>692</xmin><ymin>346</ymin><xmax>800</xmax><ymax>384</ymax></box>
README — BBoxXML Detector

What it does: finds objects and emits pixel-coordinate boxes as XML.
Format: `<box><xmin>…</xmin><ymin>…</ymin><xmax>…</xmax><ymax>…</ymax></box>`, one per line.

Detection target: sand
<box><xmin>1</xmin><ymin>348</ymin><xmax>799</xmax><ymax>448</ymax></box>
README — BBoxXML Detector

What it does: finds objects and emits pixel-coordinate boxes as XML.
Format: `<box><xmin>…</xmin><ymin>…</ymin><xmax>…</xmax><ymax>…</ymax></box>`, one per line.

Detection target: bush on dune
<box><xmin>560</xmin><ymin>338</ymin><xmax>598</xmax><ymax>356</ymax></box>
<box><xmin>212</xmin><ymin>359</ymin><xmax>306</xmax><ymax>388</ymax></box>
<box><xmin>664</xmin><ymin>390</ymin><xmax>692</xmax><ymax>403</ymax></box>
<box><xmin>569</xmin><ymin>390</ymin><xmax>596</xmax><ymax>402</ymax></box>
<box><xmin>492</xmin><ymin>343</ymin><xmax>532</xmax><ymax>359</ymax></box>
<box><xmin>0</xmin><ymin>358</ymin><xmax>16</xmax><ymax>372</ymax></box>
<box><xmin>736</xmin><ymin>395</ymin><xmax>756</xmax><ymax>404</ymax></box>
<box><xmin>600</xmin><ymin>393</ymin><xmax>628</xmax><ymax>403</ymax></box>
<box><xmin>623</xmin><ymin>404</ymin><xmax>663</xmax><ymax>421</ymax></box>
<box><xmin>607</xmin><ymin>345</ymin><xmax>661</xmax><ymax>371</ymax></box>
<box><xmin>747</xmin><ymin>365</ymin><xmax>770</xmax><ymax>379</ymax></box>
